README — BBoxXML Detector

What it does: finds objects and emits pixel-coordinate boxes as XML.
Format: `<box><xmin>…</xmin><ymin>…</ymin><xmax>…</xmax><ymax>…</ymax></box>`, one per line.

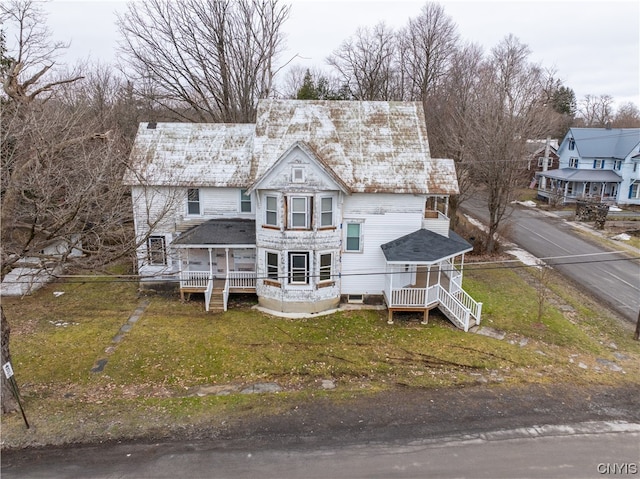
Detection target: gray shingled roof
<box><xmin>538</xmin><ymin>168</ymin><xmax>622</xmax><ymax>182</ymax></box>
<box><xmin>172</xmin><ymin>219</ymin><xmax>256</xmax><ymax>247</ymax></box>
<box><xmin>566</xmin><ymin>128</ymin><xmax>640</xmax><ymax>159</ymax></box>
<box><xmin>381</xmin><ymin>229</ymin><xmax>472</xmax><ymax>264</ymax></box>
<box><xmin>124</xmin><ymin>100</ymin><xmax>459</xmax><ymax>195</ymax></box>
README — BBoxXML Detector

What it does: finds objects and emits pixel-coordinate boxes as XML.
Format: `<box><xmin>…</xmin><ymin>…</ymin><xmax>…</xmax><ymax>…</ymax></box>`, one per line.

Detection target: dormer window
<box><xmin>292</xmin><ymin>167</ymin><xmax>305</xmax><ymax>183</ymax></box>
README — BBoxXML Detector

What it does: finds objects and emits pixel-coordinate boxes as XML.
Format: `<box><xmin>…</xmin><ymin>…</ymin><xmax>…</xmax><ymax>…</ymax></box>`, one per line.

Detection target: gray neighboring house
<box><xmin>124</xmin><ymin>99</ymin><xmax>482</xmax><ymax>331</ymax></box>
<box><xmin>537</xmin><ymin>127</ymin><xmax>640</xmax><ymax>205</ymax></box>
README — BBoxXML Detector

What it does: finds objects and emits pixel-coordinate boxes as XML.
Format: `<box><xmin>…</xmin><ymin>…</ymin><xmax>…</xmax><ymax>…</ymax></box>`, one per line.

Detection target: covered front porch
<box><xmin>537</xmin><ymin>169</ymin><xmax>622</xmax><ymax>204</ymax></box>
<box><xmin>380</xmin><ymin>229</ymin><xmax>482</xmax><ymax>332</ymax></box>
<box><xmin>172</xmin><ymin>219</ymin><xmax>257</xmax><ymax>312</ymax></box>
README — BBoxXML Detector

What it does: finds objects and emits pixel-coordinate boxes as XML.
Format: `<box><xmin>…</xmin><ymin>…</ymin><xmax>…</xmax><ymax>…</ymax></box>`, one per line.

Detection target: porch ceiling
<box><xmin>172</xmin><ymin>219</ymin><xmax>256</xmax><ymax>247</ymax></box>
<box><xmin>381</xmin><ymin>229</ymin><xmax>472</xmax><ymax>264</ymax></box>
<box><xmin>537</xmin><ymin>168</ymin><xmax>622</xmax><ymax>182</ymax></box>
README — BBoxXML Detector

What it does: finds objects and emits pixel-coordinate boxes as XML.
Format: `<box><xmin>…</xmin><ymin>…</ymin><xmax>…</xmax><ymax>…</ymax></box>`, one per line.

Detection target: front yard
<box><xmin>1</xmin><ymin>263</ymin><xmax>639</xmax><ymax>448</ymax></box>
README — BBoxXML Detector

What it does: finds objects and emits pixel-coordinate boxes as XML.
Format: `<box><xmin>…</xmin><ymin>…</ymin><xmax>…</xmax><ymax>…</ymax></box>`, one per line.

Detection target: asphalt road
<box><xmin>2</xmin><ymin>424</ymin><xmax>639</xmax><ymax>479</ymax></box>
<box><xmin>460</xmin><ymin>197</ymin><xmax>640</xmax><ymax>323</ymax></box>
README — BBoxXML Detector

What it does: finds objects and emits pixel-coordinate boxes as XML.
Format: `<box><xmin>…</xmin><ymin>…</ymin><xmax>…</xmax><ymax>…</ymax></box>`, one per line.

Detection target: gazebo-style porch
<box><xmin>381</xmin><ymin>229</ymin><xmax>482</xmax><ymax>331</ymax></box>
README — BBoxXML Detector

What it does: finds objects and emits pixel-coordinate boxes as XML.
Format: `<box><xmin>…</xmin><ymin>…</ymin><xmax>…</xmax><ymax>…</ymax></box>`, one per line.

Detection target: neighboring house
<box><xmin>537</xmin><ymin>127</ymin><xmax>640</xmax><ymax>205</ymax></box>
<box><xmin>124</xmin><ymin>100</ymin><xmax>482</xmax><ymax>331</ymax></box>
<box><xmin>526</xmin><ymin>139</ymin><xmax>559</xmax><ymax>188</ymax></box>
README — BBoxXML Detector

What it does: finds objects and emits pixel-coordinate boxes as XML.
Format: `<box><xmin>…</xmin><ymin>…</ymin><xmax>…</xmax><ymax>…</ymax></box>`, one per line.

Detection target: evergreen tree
<box><xmin>296</xmin><ymin>70</ymin><xmax>319</xmax><ymax>99</ymax></box>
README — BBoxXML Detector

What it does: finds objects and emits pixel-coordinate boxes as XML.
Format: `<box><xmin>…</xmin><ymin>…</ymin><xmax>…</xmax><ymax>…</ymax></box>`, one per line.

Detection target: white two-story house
<box><xmin>536</xmin><ymin>127</ymin><xmax>640</xmax><ymax>205</ymax></box>
<box><xmin>124</xmin><ymin>100</ymin><xmax>482</xmax><ymax>331</ymax></box>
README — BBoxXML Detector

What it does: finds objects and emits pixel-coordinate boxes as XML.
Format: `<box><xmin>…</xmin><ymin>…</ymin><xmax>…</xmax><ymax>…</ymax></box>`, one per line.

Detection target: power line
<box><xmin>4</xmin><ymin>252</ymin><xmax>637</xmax><ymax>285</ymax></box>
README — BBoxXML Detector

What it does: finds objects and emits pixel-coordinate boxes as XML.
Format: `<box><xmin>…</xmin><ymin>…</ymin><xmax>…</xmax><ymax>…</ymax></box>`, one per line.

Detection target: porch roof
<box><xmin>381</xmin><ymin>229</ymin><xmax>472</xmax><ymax>264</ymax></box>
<box><xmin>537</xmin><ymin>168</ymin><xmax>622</xmax><ymax>182</ymax></box>
<box><xmin>172</xmin><ymin>219</ymin><xmax>256</xmax><ymax>247</ymax></box>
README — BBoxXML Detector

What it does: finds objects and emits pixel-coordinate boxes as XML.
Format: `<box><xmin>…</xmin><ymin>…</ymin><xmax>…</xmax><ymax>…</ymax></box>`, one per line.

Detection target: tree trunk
<box><xmin>634</xmin><ymin>308</ymin><xmax>640</xmax><ymax>341</ymax></box>
<box><xmin>1</xmin><ymin>306</ymin><xmax>19</xmax><ymax>414</ymax></box>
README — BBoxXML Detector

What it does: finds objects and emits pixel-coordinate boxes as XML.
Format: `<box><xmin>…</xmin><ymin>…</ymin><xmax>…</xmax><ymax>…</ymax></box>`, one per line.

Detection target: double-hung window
<box><xmin>147</xmin><ymin>236</ymin><xmax>167</xmax><ymax>265</ymax></box>
<box><xmin>290</xmin><ymin>197</ymin><xmax>310</xmax><ymax>229</ymax></box>
<box><xmin>320</xmin><ymin>197</ymin><xmax>333</xmax><ymax>227</ymax></box>
<box><xmin>593</xmin><ymin>159</ymin><xmax>605</xmax><ymax>169</ymax></box>
<box><xmin>265</xmin><ymin>195</ymin><xmax>278</xmax><ymax>226</ymax></box>
<box><xmin>319</xmin><ymin>253</ymin><xmax>332</xmax><ymax>282</ymax></box>
<box><xmin>613</xmin><ymin>160</ymin><xmax>622</xmax><ymax>171</ymax></box>
<box><xmin>345</xmin><ymin>222</ymin><xmax>363</xmax><ymax>252</ymax></box>
<box><xmin>240</xmin><ymin>189</ymin><xmax>252</xmax><ymax>212</ymax></box>
<box><xmin>187</xmin><ymin>188</ymin><xmax>201</xmax><ymax>215</ymax></box>
<box><xmin>569</xmin><ymin>157</ymin><xmax>579</xmax><ymax>168</ymax></box>
<box><xmin>288</xmin><ymin>252</ymin><xmax>309</xmax><ymax>284</ymax></box>
<box><xmin>266</xmin><ymin>252</ymin><xmax>279</xmax><ymax>280</ymax></box>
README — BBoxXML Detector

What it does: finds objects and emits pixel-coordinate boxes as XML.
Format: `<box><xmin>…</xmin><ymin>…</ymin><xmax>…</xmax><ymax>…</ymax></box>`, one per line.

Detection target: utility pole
<box><xmin>541</xmin><ymin>136</ymin><xmax>551</xmax><ymax>191</ymax></box>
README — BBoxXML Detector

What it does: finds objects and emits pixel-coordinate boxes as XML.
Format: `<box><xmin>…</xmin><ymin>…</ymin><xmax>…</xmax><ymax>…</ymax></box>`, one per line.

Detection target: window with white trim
<box><xmin>593</xmin><ymin>159</ymin><xmax>605</xmax><ymax>169</ymax></box>
<box><xmin>320</xmin><ymin>197</ymin><xmax>333</xmax><ymax>227</ymax></box>
<box><xmin>240</xmin><ymin>189</ymin><xmax>252</xmax><ymax>212</ymax></box>
<box><xmin>187</xmin><ymin>188</ymin><xmax>201</xmax><ymax>215</ymax></box>
<box><xmin>613</xmin><ymin>160</ymin><xmax>622</xmax><ymax>171</ymax></box>
<box><xmin>568</xmin><ymin>138</ymin><xmax>575</xmax><ymax>150</ymax></box>
<box><xmin>290</xmin><ymin>196</ymin><xmax>310</xmax><ymax>229</ymax></box>
<box><xmin>630</xmin><ymin>182</ymin><xmax>639</xmax><ymax>200</ymax></box>
<box><xmin>288</xmin><ymin>252</ymin><xmax>309</xmax><ymax>284</ymax></box>
<box><xmin>266</xmin><ymin>252</ymin><xmax>279</xmax><ymax>280</ymax></box>
<box><xmin>265</xmin><ymin>195</ymin><xmax>278</xmax><ymax>226</ymax></box>
<box><xmin>147</xmin><ymin>236</ymin><xmax>167</xmax><ymax>265</ymax></box>
<box><xmin>292</xmin><ymin>167</ymin><xmax>305</xmax><ymax>183</ymax></box>
<box><xmin>569</xmin><ymin>157</ymin><xmax>579</xmax><ymax>168</ymax></box>
<box><xmin>319</xmin><ymin>253</ymin><xmax>332</xmax><ymax>282</ymax></box>
<box><xmin>345</xmin><ymin>222</ymin><xmax>363</xmax><ymax>252</ymax></box>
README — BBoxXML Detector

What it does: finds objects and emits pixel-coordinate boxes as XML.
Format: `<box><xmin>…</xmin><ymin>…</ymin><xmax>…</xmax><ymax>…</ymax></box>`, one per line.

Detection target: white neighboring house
<box><xmin>536</xmin><ymin>127</ymin><xmax>640</xmax><ymax>205</ymax></box>
<box><xmin>124</xmin><ymin>100</ymin><xmax>482</xmax><ymax>331</ymax></box>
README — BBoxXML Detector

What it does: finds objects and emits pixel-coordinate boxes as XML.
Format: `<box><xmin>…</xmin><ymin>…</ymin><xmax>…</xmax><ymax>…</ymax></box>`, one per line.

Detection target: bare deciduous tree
<box><xmin>116</xmin><ymin>0</ymin><xmax>291</xmax><ymax>123</ymax></box>
<box><xmin>426</xmin><ymin>42</ymin><xmax>484</xmax><ymax>227</ymax></box>
<box><xmin>398</xmin><ymin>2</ymin><xmax>459</xmax><ymax>104</ymax></box>
<box><xmin>465</xmin><ymin>35</ymin><xmax>556</xmax><ymax>253</ymax></box>
<box><xmin>577</xmin><ymin>94</ymin><xmax>615</xmax><ymax>127</ymax></box>
<box><xmin>612</xmin><ymin>101</ymin><xmax>640</xmax><ymax>128</ymax></box>
<box><xmin>326</xmin><ymin>22</ymin><xmax>400</xmax><ymax>101</ymax></box>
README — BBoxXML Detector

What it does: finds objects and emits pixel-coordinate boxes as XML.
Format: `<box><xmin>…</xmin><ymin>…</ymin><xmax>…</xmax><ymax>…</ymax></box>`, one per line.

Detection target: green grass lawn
<box><xmin>2</xmin><ymin>265</ymin><xmax>639</xmax><ymax>448</ymax></box>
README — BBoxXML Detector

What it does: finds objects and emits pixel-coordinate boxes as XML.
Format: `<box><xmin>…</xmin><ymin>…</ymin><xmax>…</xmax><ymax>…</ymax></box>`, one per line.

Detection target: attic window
<box><xmin>147</xmin><ymin>122</ymin><xmax>157</xmax><ymax>129</ymax></box>
<box><xmin>292</xmin><ymin>167</ymin><xmax>305</xmax><ymax>183</ymax></box>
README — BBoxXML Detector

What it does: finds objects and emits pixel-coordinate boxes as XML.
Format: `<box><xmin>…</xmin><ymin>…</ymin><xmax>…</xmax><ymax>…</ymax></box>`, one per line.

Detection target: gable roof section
<box><xmin>381</xmin><ymin>229</ymin><xmax>472</xmax><ymax>264</ymax></box>
<box><xmin>247</xmin><ymin>141</ymin><xmax>352</xmax><ymax>194</ymax></box>
<box><xmin>172</xmin><ymin>219</ymin><xmax>256</xmax><ymax>247</ymax></box>
<box><xmin>564</xmin><ymin>128</ymin><xmax>640</xmax><ymax>160</ymax></box>
<box><xmin>123</xmin><ymin>122</ymin><xmax>254</xmax><ymax>187</ymax></box>
<box><xmin>252</xmin><ymin>100</ymin><xmax>458</xmax><ymax>195</ymax></box>
<box><xmin>125</xmin><ymin>100</ymin><xmax>459</xmax><ymax>194</ymax></box>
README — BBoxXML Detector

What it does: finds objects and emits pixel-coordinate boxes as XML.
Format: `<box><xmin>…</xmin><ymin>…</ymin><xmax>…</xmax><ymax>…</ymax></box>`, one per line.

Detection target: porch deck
<box><xmin>383</xmin><ymin>263</ymin><xmax>482</xmax><ymax>332</ymax></box>
<box><xmin>179</xmin><ymin>271</ymin><xmax>256</xmax><ymax>311</ymax></box>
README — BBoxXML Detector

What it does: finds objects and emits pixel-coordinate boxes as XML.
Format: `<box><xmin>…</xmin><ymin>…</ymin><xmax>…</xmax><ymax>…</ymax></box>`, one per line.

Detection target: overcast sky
<box><xmin>32</xmin><ymin>0</ymin><xmax>640</xmax><ymax>109</ymax></box>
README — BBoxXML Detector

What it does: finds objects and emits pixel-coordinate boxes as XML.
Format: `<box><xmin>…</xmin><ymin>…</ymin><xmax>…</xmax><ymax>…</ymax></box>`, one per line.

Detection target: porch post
<box><xmin>387</xmin><ymin>266</ymin><xmax>394</xmax><ymax>325</ymax></box>
<box><xmin>426</xmin><ymin>265</ymin><xmax>432</xmax><ymax>306</ymax></box>
<box><xmin>208</xmin><ymin>248</ymin><xmax>213</xmax><ymax>279</ymax></box>
<box><xmin>444</xmin><ymin>196</ymin><xmax>449</xmax><ymax>217</ymax></box>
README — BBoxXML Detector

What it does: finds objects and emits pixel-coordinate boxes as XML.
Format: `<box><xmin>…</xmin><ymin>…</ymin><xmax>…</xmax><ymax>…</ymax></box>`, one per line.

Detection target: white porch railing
<box><xmin>454</xmin><ymin>289</ymin><xmax>482</xmax><ymax>326</ymax></box>
<box><xmin>223</xmin><ymin>276</ymin><xmax>230</xmax><ymax>312</ymax></box>
<box><xmin>437</xmin><ymin>286</ymin><xmax>471</xmax><ymax>331</ymax></box>
<box><xmin>180</xmin><ymin>271</ymin><xmax>209</xmax><ymax>289</ymax></box>
<box><xmin>385</xmin><ymin>282</ymin><xmax>481</xmax><ymax>332</ymax></box>
<box><xmin>204</xmin><ymin>278</ymin><xmax>214</xmax><ymax>312</ymax></box>
<box><xmin>228</xmin><ymin>271</ymin><xmax>256</xmax><ymax>289</ymax></box>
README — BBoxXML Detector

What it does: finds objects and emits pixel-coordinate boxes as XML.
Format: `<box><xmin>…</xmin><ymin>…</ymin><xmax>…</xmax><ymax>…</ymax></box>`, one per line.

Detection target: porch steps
<box><xmin>208</xmin><ymin>288</ymin><xmax>225</xmax><ymax>312</ymax></box>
